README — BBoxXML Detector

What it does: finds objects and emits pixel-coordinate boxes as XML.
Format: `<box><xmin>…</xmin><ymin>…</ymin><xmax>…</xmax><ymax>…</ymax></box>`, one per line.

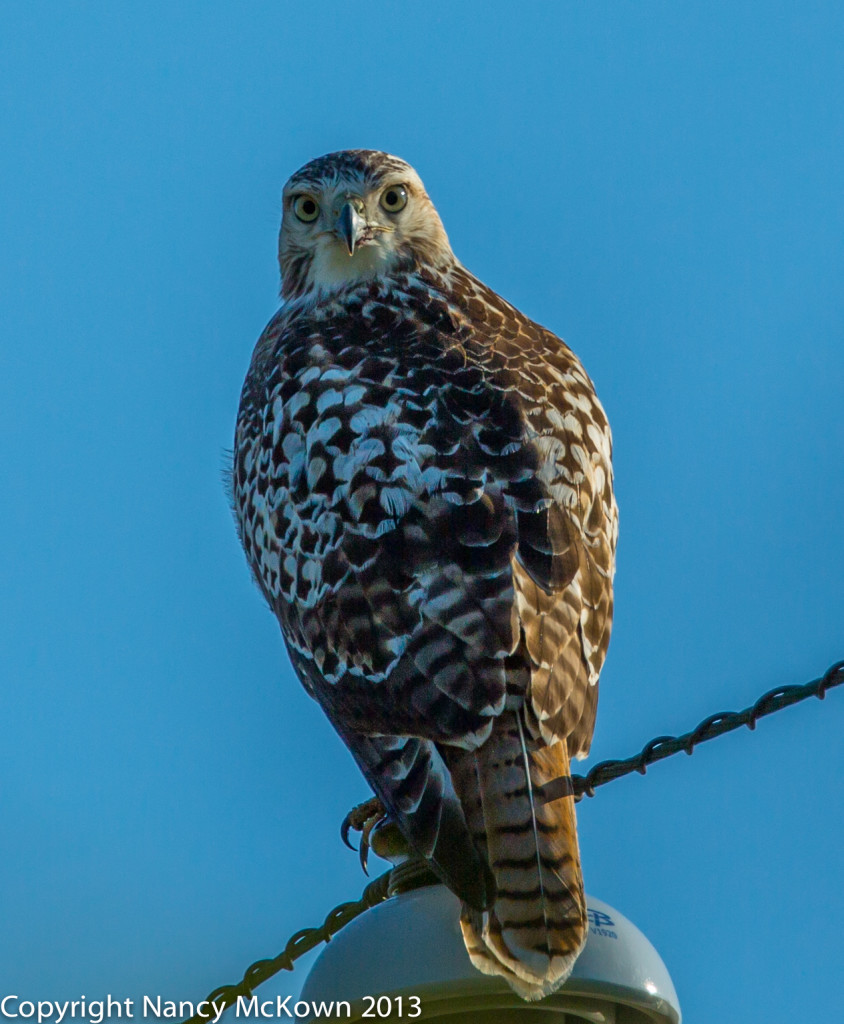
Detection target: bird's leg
<box><xmin>341</xmin><ymin>796</ymin><xmax>387</xmax><ymax>873</ymax></box>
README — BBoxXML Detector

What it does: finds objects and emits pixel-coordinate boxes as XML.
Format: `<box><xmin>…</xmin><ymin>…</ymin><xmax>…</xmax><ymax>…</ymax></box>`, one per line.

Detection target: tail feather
<box><xmin>445</xmin><ymin>712</ymin><xmax>587</xmax><ymax>1001</ymax></box>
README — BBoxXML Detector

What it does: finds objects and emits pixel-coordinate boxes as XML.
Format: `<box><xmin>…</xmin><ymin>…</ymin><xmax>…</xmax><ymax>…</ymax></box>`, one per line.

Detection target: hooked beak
<box><xmin>335</xmin><ymin>201</ymin><xmax>366</xmax><ymax>256</ymax></box>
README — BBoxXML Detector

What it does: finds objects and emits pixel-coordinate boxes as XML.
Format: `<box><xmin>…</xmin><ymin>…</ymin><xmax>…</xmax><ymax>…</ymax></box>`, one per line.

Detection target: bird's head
<box><xmin>278</xmin><ymin>150</ymin><xmax>453</xmax><ymax>301</ymax></box>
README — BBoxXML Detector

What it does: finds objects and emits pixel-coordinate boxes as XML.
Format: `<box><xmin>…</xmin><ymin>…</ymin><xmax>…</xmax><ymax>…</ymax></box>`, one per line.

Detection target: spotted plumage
<box><xmin>232</xmin><ymin>150</ymin><xmax>617</xmax><ymax>999</ymax></box>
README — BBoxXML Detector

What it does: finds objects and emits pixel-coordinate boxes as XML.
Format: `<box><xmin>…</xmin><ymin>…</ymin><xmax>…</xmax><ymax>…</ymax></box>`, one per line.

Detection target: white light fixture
<box><xmin>301</xmin><ymin>881</ymin><xmax>681</xmax><ymax>1022</ymax></box>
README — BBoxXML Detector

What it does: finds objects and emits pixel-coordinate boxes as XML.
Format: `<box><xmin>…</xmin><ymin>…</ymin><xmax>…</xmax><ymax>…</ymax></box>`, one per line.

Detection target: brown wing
<box><xmin>451</xmin><ymin>266</ymin><xmax>618</xmax><ymax>758</ymax></box>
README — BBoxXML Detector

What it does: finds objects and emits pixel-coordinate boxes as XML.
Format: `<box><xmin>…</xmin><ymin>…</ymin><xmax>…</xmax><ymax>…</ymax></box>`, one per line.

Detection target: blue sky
<box><xmin>1</xmin><ymin>2</ymin><xmax>842</xmax><ymax>1021</ymax></box>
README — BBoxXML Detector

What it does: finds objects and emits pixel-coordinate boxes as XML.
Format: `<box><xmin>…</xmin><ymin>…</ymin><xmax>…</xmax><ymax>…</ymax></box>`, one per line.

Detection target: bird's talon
<box><xmin>340</xmin><ymin>815</ymin><xmax>357</xmax><ymax>851</ymax></box>
<box><xmin>342</xmin><ymin>797</ymin><xmax>387</xmax><ymax>874</ymax></box>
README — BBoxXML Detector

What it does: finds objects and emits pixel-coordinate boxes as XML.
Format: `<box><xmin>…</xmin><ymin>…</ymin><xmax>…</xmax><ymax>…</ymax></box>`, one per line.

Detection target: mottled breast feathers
<box><xmin>234</xmin><ymin>264</ymin><xmax>615</xmax><ymax>755</ymax></box>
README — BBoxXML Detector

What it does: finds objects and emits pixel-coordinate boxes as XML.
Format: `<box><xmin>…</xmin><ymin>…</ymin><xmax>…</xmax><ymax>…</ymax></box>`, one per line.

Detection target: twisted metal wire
<box><xmin>540</xmin><ymin>658</ymin><xmax>844</xmax><ymax>804</ymax></box>
<box><xmin>184</xmin><ymin>658</ymin><xmax>843</xmax><ymax>1021</ymax></box>
<box><xmin>183</xmin><ymin>871</ymin><xmax>391</xmax><ymax>1024</ymax></box>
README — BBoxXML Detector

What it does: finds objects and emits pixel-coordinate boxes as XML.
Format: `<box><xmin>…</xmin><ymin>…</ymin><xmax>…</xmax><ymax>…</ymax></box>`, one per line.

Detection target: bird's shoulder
<box><xmin>247</xmin><ymin>270</ymin><xmax>464</xmax><ymax>379</ymax></box>
<box><xmin>241</xmin><ymin>265</ymin><xmax>600</xmax><ymax>413</ymax></box>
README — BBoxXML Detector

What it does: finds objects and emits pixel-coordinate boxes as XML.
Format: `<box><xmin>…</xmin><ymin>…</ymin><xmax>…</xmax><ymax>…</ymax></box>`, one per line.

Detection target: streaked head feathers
<box><xmin>279</xmin><ymin>150</ymin><xmax>452</xmax><ymax>301</ymax></box>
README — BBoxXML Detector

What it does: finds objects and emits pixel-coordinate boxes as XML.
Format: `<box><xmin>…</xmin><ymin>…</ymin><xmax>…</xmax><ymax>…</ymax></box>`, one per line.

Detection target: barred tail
<box><xmin>446</xmin><ymin>712</ymin><xmax>587</xmax><ymax>1001</ymax></box>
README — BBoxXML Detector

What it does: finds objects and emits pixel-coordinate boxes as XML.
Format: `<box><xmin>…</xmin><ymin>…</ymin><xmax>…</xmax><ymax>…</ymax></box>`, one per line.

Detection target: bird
<box><xmin>231</xmin><ymin>150</ymin><xmax>617</xmax><ymax>1000</ymax></box>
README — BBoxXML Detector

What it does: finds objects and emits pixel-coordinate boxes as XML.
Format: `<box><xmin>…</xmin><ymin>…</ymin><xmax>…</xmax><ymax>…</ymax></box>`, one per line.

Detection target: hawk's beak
<box><xmin>335</xmin><ymin>201</ymin><xmax>366</xmax><ymax>256</ymax></box>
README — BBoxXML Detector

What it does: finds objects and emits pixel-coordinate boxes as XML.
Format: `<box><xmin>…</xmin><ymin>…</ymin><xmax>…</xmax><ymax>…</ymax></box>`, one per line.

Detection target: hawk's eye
<box><xmin>380</xmin><ymin>185</ymin><xmax>408</xmax><ymax>213</ymax></box>
<box><xmin>293</xmin><ymin>196</ymin><xmax>320</xmax><ymax>223</ymax></box>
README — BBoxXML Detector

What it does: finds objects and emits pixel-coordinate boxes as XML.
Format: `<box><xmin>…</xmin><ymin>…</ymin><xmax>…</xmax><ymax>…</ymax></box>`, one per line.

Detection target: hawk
<box><xmin>232</xmin><ymin>150</ymin><xmax>617</xmax><ymax>1000</ymax></box>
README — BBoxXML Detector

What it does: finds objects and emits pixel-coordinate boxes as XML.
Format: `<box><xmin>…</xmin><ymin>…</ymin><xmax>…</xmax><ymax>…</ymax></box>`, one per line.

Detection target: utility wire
<box><xmin>544</xmin><ymin>658</ymin><xmax>844</xmax><ymax>804</ymax></box>
<box><xmin>185</xmin><ymin>872</ymin><xmax>391</xmax><ymax>1023</ymax></box>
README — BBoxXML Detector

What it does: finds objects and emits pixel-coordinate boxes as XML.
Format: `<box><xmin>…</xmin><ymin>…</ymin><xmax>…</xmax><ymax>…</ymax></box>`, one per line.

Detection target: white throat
<box><xmin>307</xmin><ymin>238</ymin><xmax>399</xmax><ymax>293</ymax></box>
